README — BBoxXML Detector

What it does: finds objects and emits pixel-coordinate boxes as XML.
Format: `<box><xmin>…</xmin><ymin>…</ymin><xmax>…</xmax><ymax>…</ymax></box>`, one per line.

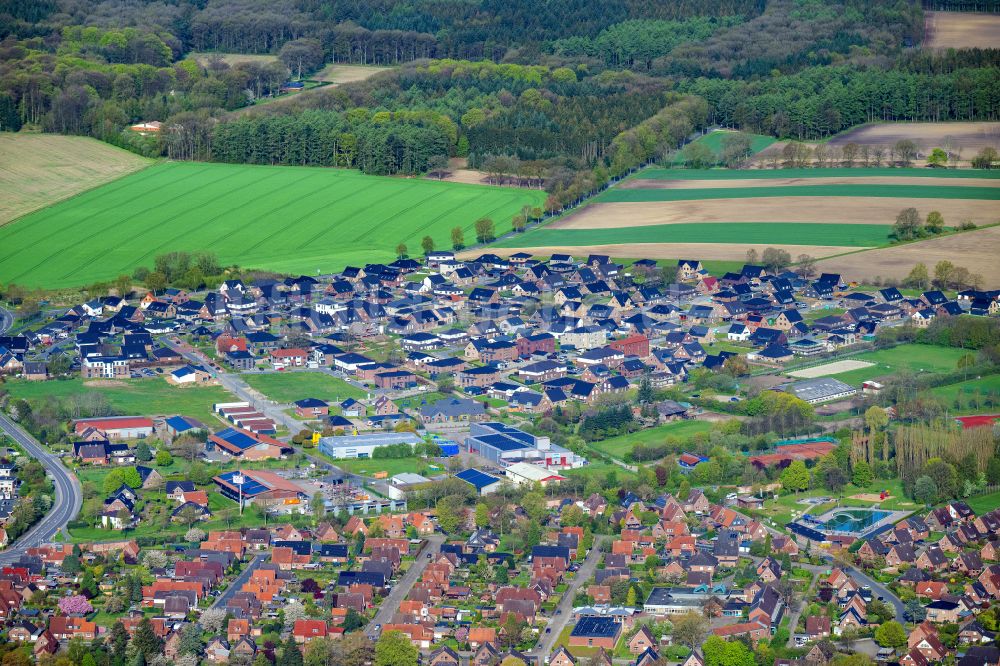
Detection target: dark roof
<box><xmin>570</xmin><ymin>616</ymin><xmax>619</xmax><ymax>639</ymax></box>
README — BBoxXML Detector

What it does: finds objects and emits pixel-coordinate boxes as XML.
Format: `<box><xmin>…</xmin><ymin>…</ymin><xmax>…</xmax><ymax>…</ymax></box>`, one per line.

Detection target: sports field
<box><xmin>804</xmin><ymin>344</ymin><xmax>972</xmax><ymax>386</ymax></box>
<box><xmin>0</xmin><ymin>134</ymin><xmax>151</xmax><ymax>225</ymax></box>
<box><xmin>492</xmin><ymin>166</ymin><xmax>999</xmax><ymax>278</ymax></box>
<box><xmin>0</xmin><ymin>161</ymin><xmax>545</xmax><ymax>288</ymax></box>
<box><xmin>788</xmin><ymin>360</ymin><xmax>874</xmax><ymax>379</ymax></box>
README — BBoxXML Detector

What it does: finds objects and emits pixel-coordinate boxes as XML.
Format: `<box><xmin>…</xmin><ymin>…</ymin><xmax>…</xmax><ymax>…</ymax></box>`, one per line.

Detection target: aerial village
<box><xmin>0</xmin><ymin>251</ymin><xmax>999</xmax><ymax>666</ymax></box>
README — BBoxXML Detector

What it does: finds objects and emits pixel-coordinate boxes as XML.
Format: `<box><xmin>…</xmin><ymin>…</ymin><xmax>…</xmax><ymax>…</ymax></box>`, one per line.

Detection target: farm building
<box><xmin>780</xmin><ymin>377</ymin><xmax>857</xmax><ymax>404</ymax></box>
<box><xmin>72</xmin><ymin>417</ymin><xmax>154</xmax><ymax>440</ymax></box>
<box><xmin>213</xmin><ymin>469</ymin><xmax>310</xmax><ymax>510</ymax></box>
<box><xmin>318</xmin><ymin>432</ymin><xmax>421</xmax><ymax>459</ymax></box>
<box><xmin>504</xmin><ymin>462</ymin><xmax>566</xmax><ymax>487</ymax></box>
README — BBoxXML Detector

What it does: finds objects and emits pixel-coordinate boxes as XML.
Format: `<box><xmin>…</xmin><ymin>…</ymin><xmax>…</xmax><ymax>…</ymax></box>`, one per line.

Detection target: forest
<box><xmin>1</xmin><ymin>0</ymin><xmax>999</xmax><ymax>202</ymax></box>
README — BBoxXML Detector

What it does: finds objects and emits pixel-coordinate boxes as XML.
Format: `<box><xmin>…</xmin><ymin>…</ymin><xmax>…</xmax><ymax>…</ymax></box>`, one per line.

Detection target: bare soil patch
<box><xmin>0</xmin><ymin>134</ymin><xmax>151</xmax><ymax>225</ymax></box>
<box><xmin>623</xmin><ymin>176</ymin><xmax>1000</xmax><ymax>189</ymax></box>
<box><xmin>191</xmin><ymin>52</ymin><xmax>279</xmax><ymax>67</ymax></box>
<box><xmin>83</xmin><ymin>380</ymin><xmax>128</xmax><ymax>388</ymax></box>
<box><xmin>815</xmin><ymin>225</ymin><xmax>1000</xmax><ymax>282</ymax></box>
<box><xmin>439</xmin><ymin>169</ymin><xmax>491</xmax><ymax>185</ymax></box>
<box><xmin>788</xmin><ymin>360</ymin><xmax>875</xmax><ymax>379</ymax></box>
<box><xmin>850</xmin><ymin>493</ymin><xmax>889</xmax><ymax>503</ymax></box>
<box><xmin>469</xmin><ymin>243</ymin><xmax>861</xmax><ymax>261</ymax></box>
<box><xmin>550</xmin><ymin>199</ymin><xmax>1000</xmax><ymax>229</ymax></box>
<box><xmin>925</xmin><ymin>11</ymin><xmax>1000</xmax><ymax>49</ymax></box>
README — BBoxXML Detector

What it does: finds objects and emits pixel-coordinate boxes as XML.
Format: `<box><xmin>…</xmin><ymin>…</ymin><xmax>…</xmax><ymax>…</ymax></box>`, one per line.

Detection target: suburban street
<box><xmin>211</xmin><ymin>553</ymin><xmax>267</xmax><ymax>610</ymax></box>
<box><xmin>529</xmin><ymin>536</ymin><xmax>608</xmax><ymax>658</ymax></box>
<box><xmin>0</xmin><ymin>413</ymin><xmax>82</xmax><ymax>563</ymax></box>
<box><xmin>0</xmin><ymin>306</ymin><xmax>12</xmax><ymax>335</ymax></box>
<box><xmin>367</xmin><ymin>534</ymin><xmax>446</xmax><ymax>636</ymax></box>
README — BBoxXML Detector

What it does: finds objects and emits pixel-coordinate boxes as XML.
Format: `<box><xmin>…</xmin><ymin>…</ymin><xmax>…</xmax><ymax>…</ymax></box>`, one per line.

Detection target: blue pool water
<box><xmin>822</xmin><ymin>508</ymin><xmax>890</xmax><ymax>533</ymax></box>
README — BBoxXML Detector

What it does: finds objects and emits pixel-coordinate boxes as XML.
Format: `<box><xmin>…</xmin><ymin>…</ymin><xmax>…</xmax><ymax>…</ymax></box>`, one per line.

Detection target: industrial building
<box><xmin>318</xmin><ymin>432</ymin><xmax>422</xmax><ymax>459</ymax></box>
<box><xmin>464</xmin><ymin>422</ymin><xmax>585</xmax><ymax>469</ymax></box>
<box><xmin>780</xmin><ymin>377</ymin><xmax>857</xmax><ymax>404</ymax></box>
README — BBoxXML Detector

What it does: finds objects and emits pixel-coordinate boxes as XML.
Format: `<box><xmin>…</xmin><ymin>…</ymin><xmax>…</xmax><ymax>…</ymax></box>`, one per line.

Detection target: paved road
<box><xmin>839</xmin><ymin>563</ymin><xmax>905</xmax><ymax>620</ymax></box>
<box><xmin>211</xmin><ymin>553</ymin><xmax>267</xmax><ymax>610</ymax></box>
<box><xmin>367</xmin><ymin>534</ymin><xmax>446</xmax><ymax>636</ymax></box>
<box><xmin>0</xmin><ymin>413</ymin><xmax>82</xmax><ymax>563</ymax></box>
<box><xmin>529</xmin><ymin>536</ymin><xmax>608</xmax><ymax>658</ymax></box>
<box><xmin>0</xmin><ymin>307</ymin><xmax>12</xmax><ymax>335</ymax></box>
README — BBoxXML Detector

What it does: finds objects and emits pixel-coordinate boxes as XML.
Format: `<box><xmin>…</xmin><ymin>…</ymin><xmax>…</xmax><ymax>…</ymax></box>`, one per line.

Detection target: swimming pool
<box><xmin>822</xmin><ymin>508</ymin><xmax>891</xmax><ymax>533</ymax></box>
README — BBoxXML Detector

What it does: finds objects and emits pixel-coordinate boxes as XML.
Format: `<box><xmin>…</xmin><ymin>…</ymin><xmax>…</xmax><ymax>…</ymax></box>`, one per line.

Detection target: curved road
<box><xmin>0</xmin><ymin>306</ymin><xmax>12</xmax><ymax>335</ymax></box>
<box><xmin>0</xmin><ymin>413</ymin><xmax>82</xmax><ymax>564</ymax></box>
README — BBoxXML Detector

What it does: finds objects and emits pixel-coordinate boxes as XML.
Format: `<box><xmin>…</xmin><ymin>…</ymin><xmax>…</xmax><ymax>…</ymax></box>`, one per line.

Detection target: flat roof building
<box><xmin>318</xmin><ymin>432</ymin><xmax>422</xmax><ymax>459</ymax></box>
<box><xmin>780</xmin><ymin>377</ymin><xmax>857</xmax><ymax>404</ymax></box>
<box><xmin>465</xmin><ymin>422</ymin><xmax>585</xmax><ymax>469</ymax></box>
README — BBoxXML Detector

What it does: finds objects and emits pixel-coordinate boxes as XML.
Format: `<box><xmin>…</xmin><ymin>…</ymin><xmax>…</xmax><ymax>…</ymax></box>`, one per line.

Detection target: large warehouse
<box><xmin>464</xmin><ymin>422</ymin><xmax>585</xmax><ymax>469</ymax></box>
<box><xmin>318</xmin><ymin>432</ymin><xmax>422</xmax><ymax>459</ymax></box>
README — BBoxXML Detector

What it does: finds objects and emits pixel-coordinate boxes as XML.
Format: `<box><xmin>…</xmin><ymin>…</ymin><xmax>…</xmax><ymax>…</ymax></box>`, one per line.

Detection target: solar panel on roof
<box><xmin>477</xmin><ymin>434</ymin><xmax>528</xmax><ymax>451</ymax></box>
<box><xmin>456</xmin><ymin>468</ymin><xmax>500</xmax><ymax>489</ymax></box>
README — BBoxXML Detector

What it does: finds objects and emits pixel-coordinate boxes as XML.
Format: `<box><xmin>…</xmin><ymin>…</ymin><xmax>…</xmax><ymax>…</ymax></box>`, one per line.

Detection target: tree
<box><xmin>145</xmin><ymin>271</ymin><xmax>167</xmax><ymax>293</ymax></box>
<box><xmin>200</xmin><ymin>608</ymin><xmax>227</xmax><ymax>633</ymax></box>
<box><xmin>155</xmin><ymin>450</ymin><xmax>173</xmax><ymax>466</ymax></box>
<box><xmin>903</xmin><ymin>263</ymin><xmax>930</xmax><ymax>289</ymax></box>
<box><xmin>135</xmin><ymin>441</ymin><xmax>152</xmax><ymax>462</ymax></box>
<box><xmin>913</xmin><ymin>475</ymin><xmax>938</xmax><ymax>506</ymax></box>
<box><xmin>131</xmin><ymin>618</ymin><xmax>164</xmax><ymax>657</ymax></box>
<box><xmin>894</xmin><ymin>140</ymin><xmax>918</xmax><ymax>166</ymax></box>
<box><xmin>683</xmin><ymin>142</ymin><xmax>714</xmax><ymax>169</ymax></box>
<box><xmin>375</xmin><ymin>631</ymin><xmax>418</xmax><ymax>666</ymax></box>
<box><xmin>450</xmin><ymin>226</ymin><xmax>465</xmax><ymax>250</ymax></box>
<box><xmin>421</xmin><ymin>235</ymin><xmax>434</xmax><ymax>255</ymax></box>
<box><xmin>761</xmin><ymin>247</ymin><xmax>792</xmax><ymax>272</ymax></box>
<box><xmin>626</xmin><ymin>586</ymin><xmax>637</xmax><ymax>607</ymax></box>
<box><xmin>925</xmin><ymin>211</ymin><xmax>944</xmax><ymax>234</ymax></box>
<box><xmin>934</xmin><ymin>260</ymin><xmax>955</xmax><ymax>289</ymax></box>
<box><xmin>852</xmin><ymin>460</ymin><xmax>873</xmax><ymax>488</ymax></box>
<box><xmin>923</xmin><ymin>458</ymin><xmax>958</xmax><ymax>500</ymax></box>
<box><xmin>278</xmin><ymin>38</ymin><xmax>323</xmax><ymax>79</ymax></box>
<box><xmin>971</xmin><ymin>147</ymin><xmax>998</xmax><ymax>170</ymax></box>
<box><xmin>278</xmin><ymin>636</ymin><xmax>304</xmax><ymax>666</ymax></box>
<box><xmin>702</xmin><ymin>634</ymin><xmax>754</xmax><ymax>666</ymax></box>
<box><xmin>671</xmin><ymin>611</ymin><xmax>709</xmax><ymax>648</ymax></box>
<box><xmin>893</xmin><ymin>208</ymin><xmax>921</xmax><ymax>241</ymax></box>
<box><xmin>474</xmin><ymin>217</ymin><xmax>495</xmax><ymax>243</ymax></box>
<box><xmin>796</xmin><ymin>254</ymin><xmax>818</xmax><ymax>278</ymax></box>
<box><xmin>745</xmin><ymin>248</ymin><xmax>759</xmax><ymax>265</ymax></box>
<box><xmin>58</xmin><ymin>595</ymin><xmax>93</xmax><ymax>615</ymax></box>
<box><xmin>426</xmin><ymin>154</ymin><xmax>450</xmax><ymax>179</ymax></box>
<box><xmin>781</xmin><ymin>460</ymin><xmax>810</xmax><ymax>493</ymax></box>
<box><xmin>474</xmin><ymin>503</ymin><xmax>489</xmax><ymax>528</ymax></box>
<box><xmin>927</xmin><ymin>148</ymin><xmax>948</xmax><ymax>168</ymax></box>
<box><xmin>395</xmin><ymin>243</ymin><xmax>408</xmax><ymax>259</ymax></box>
<box><xmin>435</xmin><ymin>495</ymin><xmax>464</xmax><ymax>533</ymax></box>
<box><xmin>875</xmin><ymin>621</ymin><xmax>907</xmax><ymax>650</ymax></box>
<box><xmin>185</xmin><ymin>527</ymin><xmax>206</xmax><ymax>542</ymax></box>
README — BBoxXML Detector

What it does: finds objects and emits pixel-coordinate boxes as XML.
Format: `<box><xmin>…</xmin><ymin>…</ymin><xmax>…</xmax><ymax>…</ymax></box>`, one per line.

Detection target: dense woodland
<box><xmin>1</xmin><ymin>0</ymin><xmax>999</xmax><ymax>204</ymax></box>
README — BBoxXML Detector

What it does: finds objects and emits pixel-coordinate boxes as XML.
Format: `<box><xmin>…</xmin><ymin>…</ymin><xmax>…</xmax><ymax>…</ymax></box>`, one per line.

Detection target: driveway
<box><xmin>0</xmin><ymin>413</ymin><xmax>82</xmax><ymax>563</ymax></box>
<box><xmin>366</xmin><ymin>534</ymin><xmax>446</xmax><ymax>636</ymax></box>
<box><xmin>529</xmin><ymin>535</ymin><xmax>608</xmax><ymax>657</ymax></box>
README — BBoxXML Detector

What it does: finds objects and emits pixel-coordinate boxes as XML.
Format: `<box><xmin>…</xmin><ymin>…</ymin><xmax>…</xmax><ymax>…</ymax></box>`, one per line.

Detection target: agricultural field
<box><xmin>1</xmin><ymin>377</ymin><xmax>233</xmax><ymax>426</ymax></box>
<box><xmin>924</xmin><ymin>11</ymin><xmax>1000</xmax><ymax>49</ymax></box>
<box><xmin>928</xmin><ymin>374</ymin><xmax>1000</xmax><ymax>411</ymax></box>
<box><xmin>588</xmin><ymin>420</ymin><xmax>713</xmax><ymax>459</ymax></box>
<box><xmin>0</xmin><ymin>161</ymin><xmax>546</xmax><ymax>289</ymax></box>
<box><xmin>313</xmin><ymin>63</ymin><xmax>391</xmax><ymax>84</ymax></box>
<box><xmin>0</xmin><ymin>134</ymin><xmax>151</xmax><ymax>225</ymax></box>
<box><xmin>491</xmin><ymin>166</ymin><xmax>999</xmax><ymax>271</ymax></box>
<box><xmin>814</xmin><ymin>224</ymin><xmax>1000</xmax><ymax>282</ymax></box>
<box><xmin>800</xmin><ymin>344</ymin><xmax>973</xmax><ymax>386</ymax></box>
<box><xmin>190</xmin><ymin>52</ymin><xmax>279</xmax><ymax>67</ymax></box>
<box><xmin>967</xmin><ymin>491</ymin><xmax>1000</xmax><ymax>515</ymax></box>
<box><xmin>243</xmin><ymin>372</ymin><xmax>368</xmax><ymax>404</ymax></box>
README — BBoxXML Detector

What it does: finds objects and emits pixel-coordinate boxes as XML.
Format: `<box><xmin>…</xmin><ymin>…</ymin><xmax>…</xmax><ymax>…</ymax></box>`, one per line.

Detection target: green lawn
<box><xmin>967</xmin><ymin>491</ymin><xmax>1000</xmax><ymax>515</ymax></box>
<box><xmin>564</xmin><ymin>459</ymin><xmax>637</xmax><ymax>481</ymax></box>
<box><xmin>753</xmin><ymin>478</ymin><xmax>915</xmax><ymax>527</ymax></box>
<box><xmin>637</xmin><ymin>167</ymin><xmax>1000</xmax><ymax>180</ymax></box>
<box><xmin>668</xmin><ymin>130</ymin><xmax>777</xmax><ymax>165</ymax></box>
<box><xmin>818</xmin><ymin>344</ymin><xmax>973</xmax><ymax>386</ymax></box>
<box><xmin>0</xmin><ymin>160</ymin><xmax>546</xmax><ymax>288</ymax></box>
<box><xmin>243</xmin><ymin>372</ymin><xmax>367</xmax><ymax>403</ymax></box>
<box><xmin>589</xmin><ymin>420</ymin><xmax>713</xmax><ymax>458</ymax></box>
<box><xmin>1</xmin><ymin>377</ymin><xmax>232</xmax><ymax>425</ymax></box>
<box><xmin>928</xmin><ymin>374</ymin><xmax>1000</xmax><ymax>410</ymax></box>
<box><xmin>496</xmin><ymin>222</ymin><xmax>891</xmax><ymax>249</ymax></box>
<box><xmin>395</xmin><ymin>392</ymin><xmax>450</xmax><ymax>411</ymax></box>
<box><xmin>598</xmin><ymin>184</ymin><xmax>1000</xmax><ymax>202</ymax></box>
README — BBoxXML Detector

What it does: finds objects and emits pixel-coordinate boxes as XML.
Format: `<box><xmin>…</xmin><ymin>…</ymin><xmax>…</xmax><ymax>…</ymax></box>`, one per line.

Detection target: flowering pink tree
<box><xmin>58</xmin><ymin>595</ymin><xmax>94</xmax><ymax>616</ymax></box>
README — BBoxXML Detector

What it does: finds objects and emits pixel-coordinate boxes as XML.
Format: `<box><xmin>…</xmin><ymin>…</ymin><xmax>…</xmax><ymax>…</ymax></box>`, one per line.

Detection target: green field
<box><xmin>819</xmin><ymin>344</ymin><xmax>972</xmax><ymax>385</ymax></box>
<box><xmin>327</xmin><ymin>455</ymin><xmax>443</xmax><ymax>478</ymax></box>
<box><xmin>589</xmin><ymin>420</ymin><xmax>713</xmax><ymax>458</ymax></box>
<box><xmin>637</xmin><ymin>167</ymin><xmax>1000</xmax><ymax>180</ymax></box>
<box><xmin>243</xmin><ymin>372</ymin><xmax>367</xmax><ymax>404</ymax></box>
<box><xmin>669</xmin><ymin>130</ymin><xmax>777</xmax><ymax>165</ymax></box>
<box><xmin>0</xmin><ymin>161</ymin><xmax>546</xmax><ymax>288</ymax></box>
<box><xmin>967</xmin><ymin>491</ymin><xmax>1000</xmax><ymax>515</ymax></box>
<box><xmin>1</xmin><ymin>377</ymin><xmax>232</xmax><ymax>426</ymax></box>
<box><xmin>598</xmin><ymin>184</ymin><xmax>1000</xmax><ymax>202</ymax></box>
<box><xmin>495</xmin><ymin>222</ymin><xmax>890</xmax><ymax>249</ymax></box>
<box><xmin>929</xmin><ymin>374</ymin><xmax>1000</xmax><ymax>408</ymax></box>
